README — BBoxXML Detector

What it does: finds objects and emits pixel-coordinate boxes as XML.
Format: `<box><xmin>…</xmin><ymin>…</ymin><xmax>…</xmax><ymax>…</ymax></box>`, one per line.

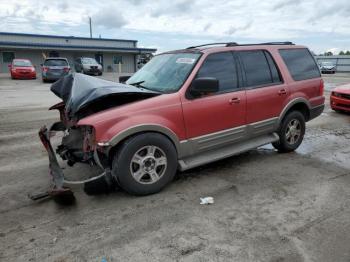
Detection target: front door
<box><xmin>181</xmin><ymin>52</ymin><xmax>246</xmax><ymax>151</ymax></box>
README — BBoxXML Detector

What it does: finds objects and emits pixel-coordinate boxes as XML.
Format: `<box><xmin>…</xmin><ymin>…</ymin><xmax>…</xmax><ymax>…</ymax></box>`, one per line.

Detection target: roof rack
<box><xmin>244</xmin><ymin>41</ymin><xmax>295</xmax><ymax>46</ymax></box>
<box><xmin>186</xmin><ymin>42</ymin><xmax>238</xmax><ymax>49</ymax></box>
<box><xmin>186</xmin><ymin>41</ymin><xmax>294</xmax><ymax>49</ymax></box>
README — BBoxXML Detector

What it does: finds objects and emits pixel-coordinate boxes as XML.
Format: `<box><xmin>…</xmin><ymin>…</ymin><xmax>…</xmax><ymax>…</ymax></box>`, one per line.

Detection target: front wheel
<box><xmin>112</xmin><ymin>133</ymin><xmax>178</xmax><ymax>195</ymax></box>
<box><xmin>272</xmin><ymin>111</ymin><xmax>306</xmax><ymax>153</ymax></box>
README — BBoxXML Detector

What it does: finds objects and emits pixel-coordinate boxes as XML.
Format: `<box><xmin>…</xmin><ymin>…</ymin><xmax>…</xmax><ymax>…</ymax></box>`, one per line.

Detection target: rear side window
<box><xmin>44</xmin><ymin>59</ymin><xmax>68</xmax><ymax>66</ymax></box>
<box><xmin>196</xmin><ymin>52</ymin><xmax>238</xmax><ymax>92</ymax></box>
<box><xmin>238</xmin><ymin>50</ymin><xmax>281</xmax><ymax>87</ymax></box>
<box><xmin>279</xmin><ymin>48</ymin><xmax>320</xmax><ymax>81</ymax></box>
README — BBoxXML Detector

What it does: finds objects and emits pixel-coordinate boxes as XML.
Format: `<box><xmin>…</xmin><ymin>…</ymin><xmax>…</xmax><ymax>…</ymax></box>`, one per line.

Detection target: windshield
<box><xmin>13</xmin><ymin>60</ymin><xmax>32</xmax><ymax>67</ymax></box>
<box><xmin>321</xmin><ymin>62</ymin><xmax>334</xmax><ymax>66</ymax></box>
<box><xmin>82</xmin><ymin>58</ymin><xmax>98</xmax><ymax>64</ymax></box>
<box><xmin>126</xmin><ymin>53</ymin><xmax>201</xmax><ymax>93</ymax></box>
<box><xmin>44</xmin><ymin>59</ymin><xmax>68</xmax><ymax>66</ymax></box>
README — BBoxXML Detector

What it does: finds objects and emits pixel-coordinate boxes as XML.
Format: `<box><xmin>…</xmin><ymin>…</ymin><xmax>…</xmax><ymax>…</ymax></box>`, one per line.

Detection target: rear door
<box><xmin>279</xmin><ymin>48</ymin><xmax>323</xmax><ymax>108</ymax></box>
<box><xmin>238</xmin><ymin>50</ymin><xmax>287</xmax><ymax>135</ymax></box>
<box><xmin>181</xmin><ymin>52</ymin><xmax>246</xmax><ymax>151</ymax></box>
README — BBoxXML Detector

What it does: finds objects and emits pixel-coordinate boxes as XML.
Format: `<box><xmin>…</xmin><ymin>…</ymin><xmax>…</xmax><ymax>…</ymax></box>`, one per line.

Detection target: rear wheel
<box><xmin>112</xmin><ymin>133</ymin><xmax>178</xmax><ymax>195</ymax></box>
<box><xmin>272</xmin><ymin>111</ymin><xmax>305</xmax><ymax>153</ymax></box>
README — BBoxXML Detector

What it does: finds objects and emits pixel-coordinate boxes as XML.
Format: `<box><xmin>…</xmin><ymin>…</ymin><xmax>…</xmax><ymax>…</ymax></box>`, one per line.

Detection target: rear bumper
<box><xmin>309</xmin><ymin>104</ymin><xmax>325</xmax><ymax>120</ymax></box>
<box><xmin>321</xmin><ymin>69</ymin><xmax>336</xmax><ymax>73</ymax></box>
<box><xmin>84</xmin><ymin>69</ymin><xmax>102</xmax><ymax>75</ymax></box>
<box><xmin>330</xmin><ymin>95</ymin><xmax>350</xmax><ymax>112</ymax></box>
<box><xmin>12</xmin><ymin>72</ymin><xmax>36</xmax><ymax>79</ymax></box>
<box><xmin>42</xmin><ymin>72</ymin><xmax>69</xmax><ymax>80</ymax></box>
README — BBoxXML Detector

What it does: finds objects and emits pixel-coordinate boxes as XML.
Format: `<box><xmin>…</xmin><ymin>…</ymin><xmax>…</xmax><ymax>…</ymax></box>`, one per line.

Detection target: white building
<box><xmin>0</xmin><ymin>32</ymin><xmax>156</xmax><ymax>73</ymax></box>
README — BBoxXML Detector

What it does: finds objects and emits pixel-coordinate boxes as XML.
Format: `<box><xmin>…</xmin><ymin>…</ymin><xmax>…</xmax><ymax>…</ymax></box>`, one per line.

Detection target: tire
<box><xmin>272</xmin><ymin>111</ymin><xmax>306</xmax><ymax>153</ymax></box>
<box><xmin>42</xmin><ymin>78</ymin><xmax>46</xmax><ymax>83</ymax></box>
<box><xmin>112</xmin><ymin>133</ymin><xmax>178</xmax><ymax>195</ymax></box>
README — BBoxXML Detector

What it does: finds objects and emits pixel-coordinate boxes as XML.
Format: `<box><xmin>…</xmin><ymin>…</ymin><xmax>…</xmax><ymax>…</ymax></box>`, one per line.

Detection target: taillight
<box><xmin>319</xmin><ymin>79</ymin><xmax>324</xmax><ymax>96</ymax></box>
<box><xmin>63</xmin><ymin>67</ymin><xmax>70</xmax><ymax>72</ymax></box>
<box><xmin>42</xmin><ymin>66</ymin><xmax>48</xmax><ymax>72</ymax></box>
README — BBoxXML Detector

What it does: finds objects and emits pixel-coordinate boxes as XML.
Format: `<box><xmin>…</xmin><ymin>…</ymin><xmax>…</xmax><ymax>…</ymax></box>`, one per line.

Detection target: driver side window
<box><xmin>197</xmin><ymin>52</ymin><xmax>238</xmax><ymax>92</ymax></box>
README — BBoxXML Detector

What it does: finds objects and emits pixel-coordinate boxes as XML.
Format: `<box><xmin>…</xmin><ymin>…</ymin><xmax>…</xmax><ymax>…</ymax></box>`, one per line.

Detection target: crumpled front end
<box><xmin>30</xmin><ymin>74</ymin><xmax>160</xmax><ymax>201</ymax></box>
<box><xmin>30</xmin><ymin>115</ymin><xmax>113</xmax><ymax>202</ymax></box>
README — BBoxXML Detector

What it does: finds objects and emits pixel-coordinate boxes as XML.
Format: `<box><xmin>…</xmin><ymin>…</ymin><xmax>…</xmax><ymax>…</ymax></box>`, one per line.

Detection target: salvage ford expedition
<box><xmin>36</xmin><ymin>41</ymin><xmax>325</xmax><ymax>198</ymax></box>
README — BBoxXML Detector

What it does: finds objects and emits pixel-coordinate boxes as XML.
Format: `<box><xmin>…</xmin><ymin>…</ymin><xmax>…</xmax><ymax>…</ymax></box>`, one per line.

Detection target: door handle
<box><xmin>278</xmin><ymin>89</ymin><xmax>287</xmax><ymax>95</ymax></box>
<box><xmin>229</xmin><ymin>97</ymin><xmax>240</xmax><ymax>104</ymax></box>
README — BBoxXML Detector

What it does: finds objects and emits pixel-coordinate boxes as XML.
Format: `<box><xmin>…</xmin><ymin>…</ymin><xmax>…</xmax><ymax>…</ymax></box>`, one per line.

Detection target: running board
<box><xmin>178</xmin><ymin>133</ymin><xmax>279</xmax><ymax>171</ymax></box>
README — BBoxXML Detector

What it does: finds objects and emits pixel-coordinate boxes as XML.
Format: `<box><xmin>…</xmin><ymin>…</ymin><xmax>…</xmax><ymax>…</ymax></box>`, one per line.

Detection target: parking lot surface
<box><xmin>0</xmin><ymin>73</ymin><xmax>350</xmax><ymax>261</ymax></box>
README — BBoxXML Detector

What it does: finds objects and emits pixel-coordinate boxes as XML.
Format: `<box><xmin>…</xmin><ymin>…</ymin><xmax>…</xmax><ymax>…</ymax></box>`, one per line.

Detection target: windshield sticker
<box><xmin>176</xmin><ymin>58</ymin><xmax>196</xmax><ymax>64</ymax></box>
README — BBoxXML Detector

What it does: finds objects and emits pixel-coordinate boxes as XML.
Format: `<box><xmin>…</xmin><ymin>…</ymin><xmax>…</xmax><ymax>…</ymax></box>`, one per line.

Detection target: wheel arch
<box><xmin>106</xmin><ymin>125</ymin><xmax>182</xmax><ymax>162</ymax></box>
<box><xmin>279</xmin><ymin>98</ymin><xmax>311</xmax><ymax>123</ymax></box>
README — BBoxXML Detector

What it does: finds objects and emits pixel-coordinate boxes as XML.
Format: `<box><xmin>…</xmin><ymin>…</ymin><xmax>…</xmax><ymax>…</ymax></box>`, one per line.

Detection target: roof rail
<box><xmin>254</xmin><ymin>41</ymin><xmax>294</xmax><ymax>45</ymax></box>
<box><xmin>186</xmin><ymin>42</ymin><xmax>238</xmax><ymax>49</ymax></box>
<box><xmin>186</xmin><ymin>41</ymin><xmax>294</xmax><ymax>49</ymax></box>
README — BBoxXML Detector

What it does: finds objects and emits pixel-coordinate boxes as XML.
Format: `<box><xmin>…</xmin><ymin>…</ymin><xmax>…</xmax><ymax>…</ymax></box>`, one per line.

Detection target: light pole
<box><xmin>89</xmin><ymin>17</ymin><xmax>92</xmax><ymax>38</ymax></box>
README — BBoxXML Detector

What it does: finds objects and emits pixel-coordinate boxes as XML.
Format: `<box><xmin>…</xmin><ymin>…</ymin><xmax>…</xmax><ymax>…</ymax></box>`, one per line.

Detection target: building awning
<box><xmin>0</xmin><ymin>41</ymin><xmax>156</xmax><ymax>54</ymax></box>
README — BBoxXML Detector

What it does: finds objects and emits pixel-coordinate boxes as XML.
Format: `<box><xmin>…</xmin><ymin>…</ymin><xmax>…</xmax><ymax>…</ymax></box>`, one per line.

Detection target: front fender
<box><xmin>106</xmin><ymin>123</ymin><xmax>182</xmax><ymax>155</ymax></box>
<box><xmin>87</xmin><ymin>113</ymin><xmax>187</xmax><ymax>158</ymax></box>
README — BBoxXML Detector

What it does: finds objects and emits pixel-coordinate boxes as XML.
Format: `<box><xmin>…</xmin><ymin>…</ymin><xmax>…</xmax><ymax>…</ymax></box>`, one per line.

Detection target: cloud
<box><xmin>203</xmin><ymin>23</ymin><xmax>212</xmax><ymax>32</ymax></box>
<box><xmin>150</xmin><ymin>0</ymin><xmax>196</xmax><ymax>17</ymax></box>
<box><xmin>92</xmin><ymin>8</ymin><xmax>128</xmax><ymax>29</ymax></box>
<box><xmin>57</xmin><ymin>2</ymin><xmax>69</xmax><ymax>12</ymax></box>
<box><xmin>1</xmin><ymin>0</ymin><xmax>350</xmax><ymax>54</ymax></box>
<box><xmin>272</xmin><ymin>0</ymin><xmax>301</xmax><ymax>10</ymax></box>
<box><xmin>225</xmin><ymin>21</ymin><xmax>252</xmax><ymax>36</ymax></box>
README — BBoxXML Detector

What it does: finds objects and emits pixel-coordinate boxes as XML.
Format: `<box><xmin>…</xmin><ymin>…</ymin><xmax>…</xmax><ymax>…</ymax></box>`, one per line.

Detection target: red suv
<box><xmin>38</xmin><ymin>42</ymin><xmax>325</xmax><ymax>197</ymax></box>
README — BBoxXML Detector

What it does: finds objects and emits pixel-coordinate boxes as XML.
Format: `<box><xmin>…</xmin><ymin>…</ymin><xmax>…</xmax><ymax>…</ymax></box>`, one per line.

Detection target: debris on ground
<box><xmin>200</xmin><ymin>197</ymin><xmax>214</xmax><ymax>205</ymax></box>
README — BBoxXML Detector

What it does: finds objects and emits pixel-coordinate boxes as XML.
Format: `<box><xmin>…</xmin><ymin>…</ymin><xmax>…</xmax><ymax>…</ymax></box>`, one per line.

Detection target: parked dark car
<box><xmin>42</xmin><ymin>58</ymin><xmax>71</xmax><ymax>82</ymax></box>
<box><xmin>319</xmin><ymin>61</ymin><xmax>336</xmax><ymax>74</ymax></box>
<box><xmin>74</xmin><ymin>57</ymin><xmax>103</xmax><ymax>76</ymax></box>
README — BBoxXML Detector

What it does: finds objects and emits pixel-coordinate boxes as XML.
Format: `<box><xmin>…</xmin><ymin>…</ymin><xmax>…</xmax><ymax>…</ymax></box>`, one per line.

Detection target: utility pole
<box><xmin>89</xmin><ymin>17</ymin><xmax>92</xmax><ymax>38</ymax></box>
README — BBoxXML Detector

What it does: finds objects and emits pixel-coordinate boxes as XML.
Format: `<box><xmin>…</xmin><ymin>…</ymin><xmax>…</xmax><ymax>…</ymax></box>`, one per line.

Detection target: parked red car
<box><xmin>36</xmin><ymin>42</ymin><xmax>325</xmax><ymax>199</ymax></box>
<box><xmin>9</xmin><ymin>59</ymin><xmax>36</xmax><ymax>79</ymax></box>
<box><xmin>330</xmin><ymin>84</ymin><xmax>350</xmax><ymax>112</ymax></box>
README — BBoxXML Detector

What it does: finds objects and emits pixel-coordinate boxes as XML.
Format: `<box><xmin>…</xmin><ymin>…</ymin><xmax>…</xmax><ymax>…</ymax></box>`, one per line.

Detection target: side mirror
<box><xmin>190</xmin><ymin>77</ymin><xmax>219</xmax><ymax>96</ymax></box>
<box><xmin>8</xmin><ymin>64</ymin><xmax>12</xmax><ymax>68</ymax></box>
<box><xmin>40</xmin><ymin>63</ymin><xmax>43</xmax><ymax>67</ymax></box>
<box><xmin>119</xmin><ymin>76</ymin><xmax>131</xmax><ymax>83</ymax></box>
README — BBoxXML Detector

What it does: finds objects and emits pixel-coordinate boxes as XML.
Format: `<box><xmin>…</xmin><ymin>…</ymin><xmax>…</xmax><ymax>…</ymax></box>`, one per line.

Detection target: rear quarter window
<box><xmin>279</xmin><ymin>48</ymin><xmax>320</xmax><ymax>81</ymax></box>
<box><xmin>44</xmin><ymin>59</ymin><xmax>68</xmax><ymax>66</ymax></box>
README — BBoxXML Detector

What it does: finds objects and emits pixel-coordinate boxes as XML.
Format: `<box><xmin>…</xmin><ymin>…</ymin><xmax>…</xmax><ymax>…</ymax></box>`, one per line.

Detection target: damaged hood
<box><xmin>51</xmin><ymin>73</ymin><xmax>160</xmax><ymax>119</ymax></box>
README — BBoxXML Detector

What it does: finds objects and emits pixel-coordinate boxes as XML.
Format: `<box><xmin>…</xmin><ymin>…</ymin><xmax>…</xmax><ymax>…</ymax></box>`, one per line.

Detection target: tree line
<box><xmin>321</xmin><ymin>51</ymin><xmax>350</xmax><ymax>56</ymax></box>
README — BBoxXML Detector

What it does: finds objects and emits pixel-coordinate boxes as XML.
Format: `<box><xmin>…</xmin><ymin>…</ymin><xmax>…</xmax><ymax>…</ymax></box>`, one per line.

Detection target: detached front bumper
<box><xmin>29</xmin><ymin>123</ymin><xmax>113</xmax><ymax>201</ymax></box>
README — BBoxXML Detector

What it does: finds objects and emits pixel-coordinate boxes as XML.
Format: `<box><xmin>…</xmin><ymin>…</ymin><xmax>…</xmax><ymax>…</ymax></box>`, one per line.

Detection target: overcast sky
<box><xmin>1</xmin><ymin>0</ymin><xmax>349</xmax><ymax>54</ymax></box>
